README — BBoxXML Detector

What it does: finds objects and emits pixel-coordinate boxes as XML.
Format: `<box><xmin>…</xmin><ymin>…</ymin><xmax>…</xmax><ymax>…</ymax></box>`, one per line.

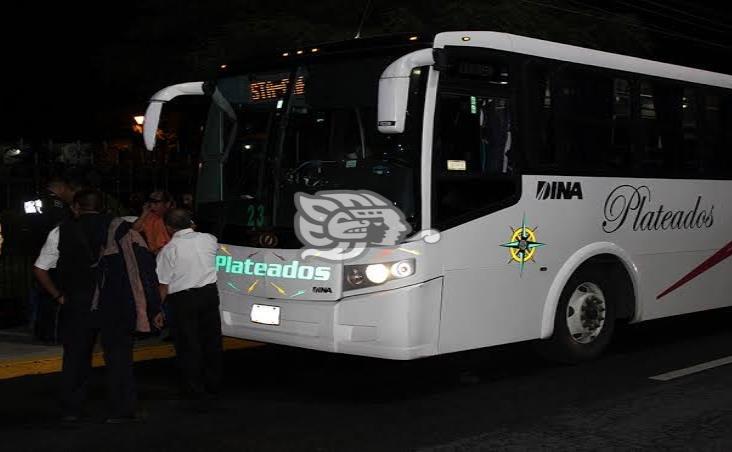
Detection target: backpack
<box><xmin>91</xmin><ymin>219</ymin><xmax>161</xmax><ymax>332</ymax></box>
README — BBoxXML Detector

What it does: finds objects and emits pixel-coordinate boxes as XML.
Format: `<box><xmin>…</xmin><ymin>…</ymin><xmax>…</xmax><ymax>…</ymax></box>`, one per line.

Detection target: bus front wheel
<box><xmin>539</xmin><ymin>267</ymin><xmax>616</xmax><ymax>363</ymax></box>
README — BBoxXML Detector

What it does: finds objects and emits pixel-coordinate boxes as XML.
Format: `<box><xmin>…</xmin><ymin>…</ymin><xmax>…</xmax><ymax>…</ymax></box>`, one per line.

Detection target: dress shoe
<box><xmin>105</xmin><ymin>415</ymin><xmax>142</xmax><ymax>424</ymax></box>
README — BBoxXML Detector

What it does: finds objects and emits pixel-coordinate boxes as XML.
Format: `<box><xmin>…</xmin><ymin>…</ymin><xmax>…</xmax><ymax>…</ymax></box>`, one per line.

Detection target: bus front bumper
<box><xmin>220</xmin><ymin>278</ymin><xmax>443</xmax><ymax>360</ymax></box>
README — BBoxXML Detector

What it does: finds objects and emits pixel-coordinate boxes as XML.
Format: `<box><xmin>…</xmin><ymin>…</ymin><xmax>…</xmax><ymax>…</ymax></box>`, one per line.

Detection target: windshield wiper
<box><xmin>204</xmin><ymin>82</ymin><xmax>238</xmax><ymax>164</ymax></box>
<box><xmin>354</xmin><ymin>107</ymin><xmax>367</xmax><ymax>159</ymax></box>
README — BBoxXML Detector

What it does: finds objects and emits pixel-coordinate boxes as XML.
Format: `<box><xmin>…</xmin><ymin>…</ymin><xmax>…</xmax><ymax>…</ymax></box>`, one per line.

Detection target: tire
<box><xmin>538</xmin><ymin>266</ymin><xmax>616</xmax><ymax>364</ymax></box>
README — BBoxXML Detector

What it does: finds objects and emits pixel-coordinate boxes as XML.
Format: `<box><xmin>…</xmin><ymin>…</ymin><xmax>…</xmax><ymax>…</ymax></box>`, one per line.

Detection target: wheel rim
<box><xmin>566</xmin><ymin>282</ymin><xmax>607</xmax><ymax>344</ymax></box>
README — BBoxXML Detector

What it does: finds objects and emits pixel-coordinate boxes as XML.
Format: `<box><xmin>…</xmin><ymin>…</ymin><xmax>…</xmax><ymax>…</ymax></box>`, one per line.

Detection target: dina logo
<box><xmin>312</xmin><ymin>286</ymin><xmax>333</xmax><ymax>294</ymax></box>
<box><xmin>537</xmin><ymin>181</ymin><xmax>583</xmax><ymax>200</ymax></box>
<box><xmin>294</xmin><ymin>190</ymin><xmax>412</xmax><ymax>262</ymax></box>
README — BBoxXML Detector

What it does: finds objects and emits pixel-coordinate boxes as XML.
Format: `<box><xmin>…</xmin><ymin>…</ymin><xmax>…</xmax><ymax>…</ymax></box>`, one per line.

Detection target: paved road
<box><xmin>2</xmin><ymin>308</ymin><xmax>732</xmax><ymax>451</ymax></box>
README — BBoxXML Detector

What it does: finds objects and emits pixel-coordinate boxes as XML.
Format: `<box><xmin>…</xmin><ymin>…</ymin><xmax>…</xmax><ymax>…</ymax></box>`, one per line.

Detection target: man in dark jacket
<box><xmin>33</xmin><ymin>189</ymin><xmax>160</xmax><ymax>423</ymax></box>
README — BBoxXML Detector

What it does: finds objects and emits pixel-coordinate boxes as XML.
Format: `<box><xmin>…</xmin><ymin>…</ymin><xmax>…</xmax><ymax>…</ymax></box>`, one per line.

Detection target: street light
<box><xmin>133</xmin><ymin>115</ymin><xmax>144</xmax><ymax>134</ymax></box>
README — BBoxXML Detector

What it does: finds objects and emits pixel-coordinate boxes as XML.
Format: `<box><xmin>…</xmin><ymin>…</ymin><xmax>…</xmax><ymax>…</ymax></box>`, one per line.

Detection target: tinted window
<box><xmin>524</xmin><ymin>63</ymin><xmax>619</xmax><ymax>174</ymax></box>
<box><xmin>433</xmin><ymin>56</ymin><xmax>518</xmax><ymax>229</ymax></box>
<box><xmin>522</xmin><ymin>58</ymin><xmax>732</xmax><ymax>179</ymax></box>
<box><xmin>681</xmin><ymin>87</ymin><xmax>702</xmax><ymax>175</ymax></box>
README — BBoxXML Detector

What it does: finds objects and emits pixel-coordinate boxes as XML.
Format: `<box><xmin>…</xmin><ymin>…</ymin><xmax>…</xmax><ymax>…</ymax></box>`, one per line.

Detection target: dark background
<box><xmin>1</xmin><ymin>0</ymin><xmax>731</xmax><ymax>141</ymax></box>
<box><xmin>2</xmin><ymin>9</ymin><xmax>732</xmax><ymax>447</ymax></box>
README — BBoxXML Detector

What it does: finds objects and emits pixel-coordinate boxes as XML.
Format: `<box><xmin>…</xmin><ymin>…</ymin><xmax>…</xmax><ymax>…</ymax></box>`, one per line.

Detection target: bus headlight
<box><xmin>343</xmin><ymin>259</ymin><xmax>415</xmax><ymax>290</ymax></box>
<box><xmin>390</xmin><ymin>260</ymin><xmax>414</xmax><ymax>278</ymax></box>
<box><xmin>365</xmin><ymin>264</ymin><xmax>390</xmax><ymax>284</ymax></box>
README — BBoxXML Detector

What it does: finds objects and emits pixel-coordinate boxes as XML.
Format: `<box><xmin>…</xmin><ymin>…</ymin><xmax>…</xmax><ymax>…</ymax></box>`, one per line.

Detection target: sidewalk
<box><xmin>0</xmin><ymin>326</ymin><xmax>260</xmax><ymax>380</ymax></box>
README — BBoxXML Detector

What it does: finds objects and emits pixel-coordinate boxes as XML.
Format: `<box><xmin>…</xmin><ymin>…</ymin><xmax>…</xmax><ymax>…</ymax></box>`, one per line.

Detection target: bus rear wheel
<box><xmin>539</xmin><ymin>267</ymin><xmax>616</xmax><ymax>363</ymax></box>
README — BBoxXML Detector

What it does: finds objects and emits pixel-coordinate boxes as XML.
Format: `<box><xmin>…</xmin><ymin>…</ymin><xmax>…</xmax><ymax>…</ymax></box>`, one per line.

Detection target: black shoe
<box><xmin>160</xmin><ymin>328</ymin><xmax>174</xmax><ymax>342</ymax></box>
<box><xmin>177</xmin><ymin>386</ymin><xmax>208</xmax><ymax>400</ymax></box>
<box><xmin>105</xmin><ymin>415</ymin><xmax>142</xmax><ymax>424</ymax></box>
<box><xmin>202</xmin><ymin>391</ymin><xmax>219</xmax><ymax>402</ymax></box>
<box><xmin>60</xmin><ymin>415</ymin><xmax>80</xmax><ymax>423</ymax></box>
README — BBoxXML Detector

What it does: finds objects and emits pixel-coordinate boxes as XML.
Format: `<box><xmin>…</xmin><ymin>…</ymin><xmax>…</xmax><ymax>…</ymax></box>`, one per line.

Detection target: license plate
<box><xmin>251</xmin><ymin>304</ymin><xmax>280</xmax><ymax>325</ymax></box>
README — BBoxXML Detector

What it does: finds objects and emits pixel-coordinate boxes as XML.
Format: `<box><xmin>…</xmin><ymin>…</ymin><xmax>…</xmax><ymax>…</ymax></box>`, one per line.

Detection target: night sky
<box><xmin>1</xmin><ymin>0</ymin><xmax>731</xmax><ymax>141</ymax></box>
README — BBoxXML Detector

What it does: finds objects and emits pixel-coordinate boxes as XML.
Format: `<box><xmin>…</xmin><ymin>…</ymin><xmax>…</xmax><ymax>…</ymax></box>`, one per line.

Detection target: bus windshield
<box><xmin>197</xmin><ymin>55</ymin><xmax>428</xmax><ymax>248</ymax></box>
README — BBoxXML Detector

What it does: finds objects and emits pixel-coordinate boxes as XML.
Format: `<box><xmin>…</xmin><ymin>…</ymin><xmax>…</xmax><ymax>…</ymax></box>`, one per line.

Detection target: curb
<box><xmin>0</xmin><ymin>337</ymin><xmax>261</xmax><ymax>380</ymax></box>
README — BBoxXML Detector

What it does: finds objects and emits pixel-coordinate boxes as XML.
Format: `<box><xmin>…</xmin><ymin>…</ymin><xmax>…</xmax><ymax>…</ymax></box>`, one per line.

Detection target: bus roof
<box><xmin>435</xmin><ymin>31</ymin><xmax>732</xmax><ymax>90</ymax></box>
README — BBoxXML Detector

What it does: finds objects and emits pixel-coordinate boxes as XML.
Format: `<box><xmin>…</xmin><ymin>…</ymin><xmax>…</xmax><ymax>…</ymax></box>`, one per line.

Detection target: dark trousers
<box><xmin>168</xmin><ymin>284</ymin><xmax>223</xmax><ymax>395</ymax></box>
<box><xmin>60</xmin><ymin>309</ymin><xmax>136</xmax><ymax>418</ymax></box>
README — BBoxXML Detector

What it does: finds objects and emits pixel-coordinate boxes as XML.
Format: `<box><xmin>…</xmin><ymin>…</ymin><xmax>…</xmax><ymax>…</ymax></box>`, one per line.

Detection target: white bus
<box><xmin>144</xmin><ymin>31</ymin><xmax>732</xmax><ymax>362</ymax></box>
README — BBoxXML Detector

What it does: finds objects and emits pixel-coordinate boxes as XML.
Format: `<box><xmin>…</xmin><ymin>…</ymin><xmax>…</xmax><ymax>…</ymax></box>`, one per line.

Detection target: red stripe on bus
<box><xmin>657</xmin><ymin>241</ymin><xmax>732</xmax><ymax>300</ymax></box>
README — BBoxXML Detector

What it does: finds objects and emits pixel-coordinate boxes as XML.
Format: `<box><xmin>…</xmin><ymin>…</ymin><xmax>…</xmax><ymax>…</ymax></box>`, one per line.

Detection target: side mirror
<box><xmin>143</xmin><ymin>81</ymin><xmax>205</xmax><ymax>150</ymax></box>
<box><xmin>377</xmin><ymin>48</ymin><xmax>434</xmax><ymax>134</ymax></box>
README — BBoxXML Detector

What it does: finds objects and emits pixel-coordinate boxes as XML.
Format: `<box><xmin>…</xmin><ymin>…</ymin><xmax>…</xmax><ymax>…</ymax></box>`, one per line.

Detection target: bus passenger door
<box><xmin>431</xmin><ymin>49</ymin><xmax>540</xmax><ymax>353</ymax></box>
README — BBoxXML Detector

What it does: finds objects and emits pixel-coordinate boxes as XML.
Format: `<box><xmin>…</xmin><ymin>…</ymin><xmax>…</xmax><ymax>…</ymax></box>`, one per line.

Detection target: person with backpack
<box><xmin>32</xmin><ymin>189</ymin><xmax>161</xmax><ymax>423</ymax></box>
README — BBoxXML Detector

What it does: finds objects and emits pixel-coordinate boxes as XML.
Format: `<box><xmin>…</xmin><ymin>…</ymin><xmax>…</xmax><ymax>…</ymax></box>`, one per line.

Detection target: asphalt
<box><xmin>1</xmin><ymin>308</ymin><xmax>732</xmax><ymax>451</ymax></box>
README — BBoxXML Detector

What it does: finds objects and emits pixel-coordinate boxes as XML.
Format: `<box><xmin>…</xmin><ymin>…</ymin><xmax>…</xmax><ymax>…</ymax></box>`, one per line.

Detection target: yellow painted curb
<box><xmin>0</xmin><ymin>337</ymin><xmax>261</xmax><ymax>381</ymax></box>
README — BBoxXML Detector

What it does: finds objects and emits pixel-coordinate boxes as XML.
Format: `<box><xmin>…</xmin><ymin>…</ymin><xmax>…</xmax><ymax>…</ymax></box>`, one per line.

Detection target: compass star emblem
<box><xmin>500</xmin><ymin>215</ymin><xmax>545</xmax><ymax>275</ymax></box>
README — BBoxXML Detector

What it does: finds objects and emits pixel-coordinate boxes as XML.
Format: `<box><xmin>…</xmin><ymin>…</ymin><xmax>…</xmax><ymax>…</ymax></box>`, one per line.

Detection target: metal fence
<box><xmin>0</xmin><ymin>254</ymin><xmax>33</xmax><ymax>298</ymax></box>
<box><xmin>0</xmin><ymin>137</ymin><xmax>199</xmax><ymax>309</ymax></box>
<box><xmin>0</xmin><ymin>254</ymin><xmax>33</xmax><ymax>326</ymax></box>
<box><xmin>0</xmin><ymin>138</ymin><xmax>198</xmax><ymax>212</ymax></box>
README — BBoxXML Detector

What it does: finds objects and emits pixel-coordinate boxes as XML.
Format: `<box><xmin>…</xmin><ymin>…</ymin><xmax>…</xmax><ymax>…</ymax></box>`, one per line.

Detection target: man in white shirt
<box><xmin>155</xmin><ymin>208</ymin><xmax>222</xmax><ymax>398</ymax></box>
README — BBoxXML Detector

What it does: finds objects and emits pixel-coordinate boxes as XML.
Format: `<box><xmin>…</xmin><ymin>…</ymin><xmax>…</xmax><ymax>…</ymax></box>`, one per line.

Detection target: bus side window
<box><xmin>639</xmin><ymin>81</ymin><xmax>659</xmax><ymax>174</ymax></box>
<box><xmin>610</xmin><ymin>78</ymin><xmax>633</xmax><ymax>172</ymax></box>
<box><xmin>639</xmin><ymin>81</ymin><xmax>684</xmax><ymax>177</ymax></box>
<box><xmin>524</xmin><ymin>63</ymin><xmax>619</xmax><ymax>175</ymax></box>
<box><xmin>552</xmin><ymin>67</ymin><xmax>613</xmax><ymax>174</ymax></box>
<box><xmin>522</xmin><ymin>61</ymin><xmax>556</xmax><ymax>171</ymax></box>
<box><xmin>702</xmin><ymin>92</ymin><xmax>732</xmax><ymax>178</ymax></box>
<box><xmin>681</xmin><ymin>87</ymin><xmax>702</xmax><ymax>176</ymax></box>
<box><xmin>721</xmin><ymin>93</ymin><xmax>732</xmax><ymax>178</ymax></box>
<box><xmin>703</xmin><ymin>93</ymin><xmax>721</xmax><ymax>177</ymax></box>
